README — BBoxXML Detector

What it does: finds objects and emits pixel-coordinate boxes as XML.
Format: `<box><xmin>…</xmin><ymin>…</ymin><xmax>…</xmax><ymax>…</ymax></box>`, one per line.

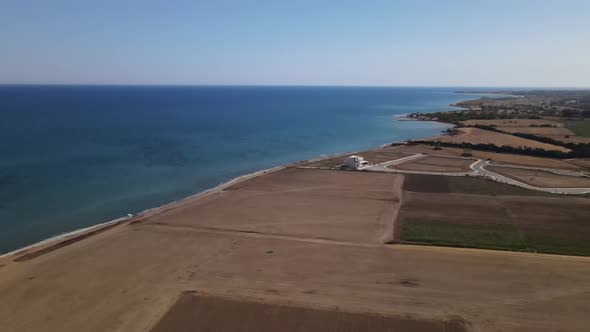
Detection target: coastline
<box><xmin>0</xmin><ymin>164</ymin><xmax>282</xmax><ymax>259</ymax></box>
<box><xmin>1</xmin><ymin>132</ymin><xmax>459</xmax><ymax>258</ymax></box>
<box><xmin>3</xmin><ymin>134</ymin><xmax>464</xmax><ymax>259</ymax></box>
<box><xmin>0</xmin><ymin>86</ymin><xmax>482</xmax><ymax>255</ymax></box>
<box><xmin>1</xmin><ymin>94</ymin><xmax>476</xmax><ymax>259</ymax></box>
<box><xmin>0</xmin><ymin>153</ymin><xmax>355</xmax><ymax>259</ymax></box>
<box><xmin>4</xmin><ymin>94</ymin><xmax>590</xmax><ymax>331</ymax></box>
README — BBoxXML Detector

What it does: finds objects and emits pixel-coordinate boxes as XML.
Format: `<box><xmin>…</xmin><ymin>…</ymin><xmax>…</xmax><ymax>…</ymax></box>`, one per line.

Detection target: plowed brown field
<box><xmin>487</xmin><ymin>166</ymin><xmax>590</xmax><ymax>188</ymax></box>
<box><xmin>391</xmin><ymin>156</ymin><xmax>474</xmax><ymax>172</ymax></box>
<box><xmin>1</xmin><ymin>169</ymin><xmax>589</xmax><ymax>332</ymax></box>
<box><xmin>427</xmin><ymin>128</ymin><xmax>570</xmax><ymax>152</ymax></box>
<box><xmin>461</xmin><ymin>119</ymin><xmax>564</xmax><ymax>127</ymax></box>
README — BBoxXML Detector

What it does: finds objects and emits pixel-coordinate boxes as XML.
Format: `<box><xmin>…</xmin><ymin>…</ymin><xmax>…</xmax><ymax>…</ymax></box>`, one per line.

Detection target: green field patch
<box><xmin>524</xmin><ymin>234</ymin><xmax>590</xmax><ymax>256</ymax></box>
<box><xmin>402</xmin><ymin>222</ymin><xmax>528</xmax><ymax>251</ymax></box>
<box><xmin>402</xmin><ymin>221</ymin><xmax>590</xmax><ymax>256</ymax></box>
<box><xmin>564</xmin><ymin>120</ymin><xmax>590</xmax><ymax>137</ymax></box>
<box><xmin>403</xmin><ymin>174</ymin><xmax>557</xmax><ymax>197</ymax></box>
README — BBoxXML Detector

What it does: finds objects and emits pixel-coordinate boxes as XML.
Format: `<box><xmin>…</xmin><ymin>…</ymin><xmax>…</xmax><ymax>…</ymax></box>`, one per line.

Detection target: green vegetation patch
<box><xmin>403</xmin><ymin>174</ymin><xmax>558</xmax><ymax>197</ymax></box>
<box><xmin>402</xmin><ymin>222</ymin><xmax>590</xmax><ymax>256</ymax></box>
<box><xmin>524</xmin><ymin>234</ymin><xmax>590</xmax><ymax>256</ymax></box>
<box><xmin>564</xmin><ymin>120</ymin><xmax>590</xmax><ymax>137</ymax></box>
<box><xmin>403</xmin><ymin>222</ymin><xmax>528</xmax><ymax>251</ymax></box>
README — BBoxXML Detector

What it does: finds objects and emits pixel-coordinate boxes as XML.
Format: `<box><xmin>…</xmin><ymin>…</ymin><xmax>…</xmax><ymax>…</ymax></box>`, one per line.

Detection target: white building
<box><xmin>343</xmin><ymin>155</ymin><xmax>369</xmax><ymax>170</ymax></box>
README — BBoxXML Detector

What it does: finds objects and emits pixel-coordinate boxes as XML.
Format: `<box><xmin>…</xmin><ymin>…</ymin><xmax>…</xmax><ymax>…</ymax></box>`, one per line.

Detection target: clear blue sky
<box><xmin>2</xmin><ymin>0</ymin><xmax>589</xmax><ymax>87</ymax></box>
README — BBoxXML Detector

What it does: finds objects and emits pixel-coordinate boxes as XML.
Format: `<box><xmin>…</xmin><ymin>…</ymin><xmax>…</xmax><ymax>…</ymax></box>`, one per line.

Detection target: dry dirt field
<box><xmin>427</xmin><ymin>128</ymin><xmax>570</xmax><ymax>152</ymax></box>
<box><xmin>388</xmin><ymin>144</ymin><xmax>582</xmax><ymax>170</ymax></box>
<box><xmin>459</xmin><ymin>119</ymin><xmax>590</xmax><ymax>144</ymax></box>
<box><xmin>386</xmin><ymin>144</ymin><xmax>461</xmax><ymax>157</ymax></box>
<box><xmin>461</xmin><ymin>119</ymin><xmax>565</xmax><ymax>127</ymax></box>
<box><xmin>295</xmin><ymin>154</ymin><xmax>349</xmax><ymax>168</ymax></box>
<box><xmin>297</xmin><ymin>148</ymin><xmax>411</xmax><ymax>168</ymax></box>
<box><xmin>398</xmin><ymin>188</ymin><xmax>590</xmax><ymax>255</ymax></box>
<box><xmin>569</xmin><ymin>158</ymin><xmax>590</xmax><ymax>168</ymax></box>
<box><xmin>151</xmin><ymin>292</ymin><xmax>467</xmax><ymax>332</ymax></box>
<box><xmin>2</xmin><ymin>214</ymin><xmax>589</xmax><ymax>332</ymax></box>
<box><xmin>292</xmin><ymin>153</ymin><xmax>348</xmax><ymax>168</ymax></box>
<box><xmin>487</xmin><ymin>166</ymin><xmax>590</xmax><ymax>188</ymax></box>
<box><xmin>390</xmin><ymin>156</ymin><xmax>474</xmax><ymax>173</ymax></box>
<box><xmin>498</xmin><ymin>126</ymin><xmax>574</xmax><ymax>135</ymax></box>
<box><xmin>147</xmin><ymin>168</ymin><xmax>402</xmax><ymax>244</ymax></box>
<box><xmin>300</xmin><ymin>144</ymin><xmax>585</xmax><ymax>171</ymax></box>
<box><xmin>356</xmin><ymin>149</ymin><xmax>413</xmax><ymax>164</ymax></box>
<box><xmin>1</xmin><ymin>169</ymin><xmax>590</xmax><ymax>332</ymax></box>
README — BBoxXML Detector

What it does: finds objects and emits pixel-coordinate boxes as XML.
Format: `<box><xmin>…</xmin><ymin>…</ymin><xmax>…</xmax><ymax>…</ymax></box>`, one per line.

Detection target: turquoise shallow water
<box><xmin>0</xmin><ymin>86</ymin><xmax>488</xmax><ymax>253</ymax></box>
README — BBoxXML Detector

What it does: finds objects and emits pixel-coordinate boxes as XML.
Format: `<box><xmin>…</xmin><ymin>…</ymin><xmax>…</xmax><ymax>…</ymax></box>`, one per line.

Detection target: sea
<box><xmin>0</xmin><ymin>86</ymin><xmax>492</xmax><ymax>253</ymax></box>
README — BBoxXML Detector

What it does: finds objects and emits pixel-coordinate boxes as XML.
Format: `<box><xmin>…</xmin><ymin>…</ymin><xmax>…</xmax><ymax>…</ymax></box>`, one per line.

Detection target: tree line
<box><xmin>412</xmin><ymin>140</ymin><xmax>572</xmax><ymax>159</ymax></box>
<box><xmin>444</xmin><ymin>124</ymin><xmax>590</xmax><ymax>158</ymax></box>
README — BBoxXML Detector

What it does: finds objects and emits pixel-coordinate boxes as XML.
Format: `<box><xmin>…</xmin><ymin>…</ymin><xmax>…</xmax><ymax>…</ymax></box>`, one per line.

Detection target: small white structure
<box><xmin>344</xmin><ymin>155</ymin><xmax>369</xmax><ymax>170</ymax></box>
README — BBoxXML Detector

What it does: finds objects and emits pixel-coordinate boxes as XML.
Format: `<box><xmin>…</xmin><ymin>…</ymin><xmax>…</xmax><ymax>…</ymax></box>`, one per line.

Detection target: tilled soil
<box><xmin>392</xmin><ymin>156</ymin><xmax>474</xmax><ymax>172</ymax></box>
<box><xmin>1</xmin><ymin>168</ymin><xmax>589</xmax><ymax>332</ymax></box>
<box><xmin>150</xmin><ymin>292</ymin><xmax>469</xmax><ymax>332</ymax></box>
<box><xmin>428</xmin><ymin>128</ymin><xmax>570</xmax><ymax>152</ymax></box>
<box><xmin>487</xmin><ymin>166</ymin><xmax>590</xmax><ymax>188</ymax></box>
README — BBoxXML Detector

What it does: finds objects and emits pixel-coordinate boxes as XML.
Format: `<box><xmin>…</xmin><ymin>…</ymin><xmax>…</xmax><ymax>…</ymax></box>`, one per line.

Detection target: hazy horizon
<box><xmin>2</xmin><ymin>84</ymin><xmax>589</xmax><ymax>89</ymax></box>
<box><xmin>2</xmin><ymin>0</ymin><xmax>589</xmax><ymax>87</ymax></box>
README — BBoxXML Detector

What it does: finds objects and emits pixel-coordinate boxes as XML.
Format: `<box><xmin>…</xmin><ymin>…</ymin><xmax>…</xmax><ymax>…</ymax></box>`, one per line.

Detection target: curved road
<box><xmin>365</xmin><ymin>154</ymin><xmax>590</xmax><ymax>195</ymax></box>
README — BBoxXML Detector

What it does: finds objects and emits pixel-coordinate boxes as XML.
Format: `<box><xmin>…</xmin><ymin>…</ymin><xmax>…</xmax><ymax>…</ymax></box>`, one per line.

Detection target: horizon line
<box><xmin>1</xmin><ymin>83</ymin><xmax>590</xmax><ymax>90</ymax></box>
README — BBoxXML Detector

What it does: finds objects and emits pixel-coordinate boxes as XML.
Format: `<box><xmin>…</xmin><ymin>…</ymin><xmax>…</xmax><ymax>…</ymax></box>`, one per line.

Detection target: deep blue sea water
<box><xmin>0</xmin><ymin>86</ymin><xmax>489</xmax><ymax>253</ymax></box>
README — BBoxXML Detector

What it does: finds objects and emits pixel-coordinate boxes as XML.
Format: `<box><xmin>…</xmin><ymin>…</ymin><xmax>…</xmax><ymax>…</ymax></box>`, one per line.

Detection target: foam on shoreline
<box><xmin>0</xmin><ymin>217</ymin><xmax>129</xmax><ymax>258</ymax></box>
<box><xmin>2</xmin><ymin>149</ymin><xmax>360</xmax><ymax>259</ymax></box>
<box><xmin>1</xmin><ymin>112</ymin><xmax>462</xmax><ymax>259</ymax></box>
<box><xmin>0</xmin><ymin>164</ymin><xmax>290</xmax><ymax>259</ymax></box>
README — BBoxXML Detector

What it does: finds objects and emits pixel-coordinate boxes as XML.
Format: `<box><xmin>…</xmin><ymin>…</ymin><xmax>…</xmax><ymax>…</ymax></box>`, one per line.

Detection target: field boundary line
<box><xmin>381</xmin><ymin>176</ymin><xmax>404</xmax><ymax>244</ymax></box>
<box><xmin>389</xmin><ymin>244</ymin><xmax>590</xmax><ymax>261</ymax></box>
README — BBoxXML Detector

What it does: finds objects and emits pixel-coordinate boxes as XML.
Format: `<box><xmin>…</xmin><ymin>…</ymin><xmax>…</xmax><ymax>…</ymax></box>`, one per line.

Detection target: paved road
<box><xmin>364</xmin><ymin>154</ymin><xmax>590</xmax><ymax>195</ymax></box>
<box><xmin>366</xmin><ymin>154</ymin><xmax>477</xmax><ymax>176</ymax></box>
<box><xmin>471</xmin><ymin>160</ymin><xmax>590</xmax><ymax>195</ymax></box>
<box><xmin>375</xmin><ymin>153</ymin><xmax>426</xmax><ymax>167</ymax></box>
<box><xmin>485</xmin><ymin>162</ymin><xmax>589</xmax><ymax>177</ymax></box>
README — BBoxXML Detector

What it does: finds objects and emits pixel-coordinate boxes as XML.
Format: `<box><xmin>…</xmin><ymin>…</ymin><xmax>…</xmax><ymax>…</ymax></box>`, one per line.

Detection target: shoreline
<box><xmin>1</xmin><ymin>96</ymin><xmax>474</xmax><ymax>259</ymax></box>
<box><xmin>0</xmin><ymin>153</ymin><xmax>357</xmax><ymax>259</ymax></box>
<box><xmin>2</xmin><ymin>166</ymin><xmax>282</xmax><ymax>259</ymax></box>
<box><xmin>0</xmin><ymin>165</ymin><xmax>277</xmax><ymax>258</ymax></box>
<box><xmin>1</xmin><ymin>133</ymin><xmax>454</xmax><ymax>259</ymax></box>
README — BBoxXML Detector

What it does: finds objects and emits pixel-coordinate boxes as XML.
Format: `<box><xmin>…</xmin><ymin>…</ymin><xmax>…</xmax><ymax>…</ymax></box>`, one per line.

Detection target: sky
<box><xmin>1</xmin><ymin>0</ymin><xmax>589</xmax><ymax>87</ymax></box>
